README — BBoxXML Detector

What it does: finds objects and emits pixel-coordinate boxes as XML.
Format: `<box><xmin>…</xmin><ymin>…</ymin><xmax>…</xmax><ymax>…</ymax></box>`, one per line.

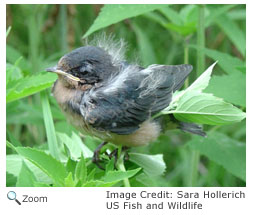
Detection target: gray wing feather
<box><xmin>80</xmin><ymin>64</ymin><xmax>192</xmax><ymax>135</ymax></box>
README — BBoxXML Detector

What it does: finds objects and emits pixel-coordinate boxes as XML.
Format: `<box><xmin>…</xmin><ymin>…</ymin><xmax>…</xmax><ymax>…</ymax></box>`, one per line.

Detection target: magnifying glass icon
<box><xmin>7</xmin><ymin>191</ymin><xmax>21</xmax><ymax>205</ymax></box>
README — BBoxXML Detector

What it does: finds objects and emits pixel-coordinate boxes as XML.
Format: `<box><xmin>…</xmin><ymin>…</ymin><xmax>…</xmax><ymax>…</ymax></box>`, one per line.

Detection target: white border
<box><xmin>1</xmin><ymin>1</ymin><xmax>252</xmax><ymax>215</ymax></box>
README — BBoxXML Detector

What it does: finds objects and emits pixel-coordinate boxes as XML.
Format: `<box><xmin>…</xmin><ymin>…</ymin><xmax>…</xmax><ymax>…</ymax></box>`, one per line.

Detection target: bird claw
<box><xmin>92</xmin><ymin>142</ymin><xmax>130</xmax><ymax>170</ymax></box>
<box><xmin>92</xmin><ymin>141</ymin><xmax>108</xmax><ymax>170</ymax></box>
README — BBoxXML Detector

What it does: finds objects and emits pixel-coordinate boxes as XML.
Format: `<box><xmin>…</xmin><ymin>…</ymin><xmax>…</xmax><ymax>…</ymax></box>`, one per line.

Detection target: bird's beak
<box><xmin>46</xmin><ymin>66</ymin><xmax>81</xmax><ymax>82</ymax></box>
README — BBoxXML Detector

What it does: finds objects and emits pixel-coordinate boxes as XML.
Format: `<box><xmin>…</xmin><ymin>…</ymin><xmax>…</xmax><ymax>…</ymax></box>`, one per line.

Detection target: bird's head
<box><xmin>46</xmin><ymin>46</ymin><xmax>115</xmax><ymax>89</ymax></box>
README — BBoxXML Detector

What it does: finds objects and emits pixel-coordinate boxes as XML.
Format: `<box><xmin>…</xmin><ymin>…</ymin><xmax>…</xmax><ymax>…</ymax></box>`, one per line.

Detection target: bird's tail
<box><xmin>157</xmin><ymin>114</ymin><xmax>206</xmax><ymax>137</ymax></box>
<box><xmin>178</xmin><ymin>121</ymin><xmax>206</xmax><ymax>137</ymax></box>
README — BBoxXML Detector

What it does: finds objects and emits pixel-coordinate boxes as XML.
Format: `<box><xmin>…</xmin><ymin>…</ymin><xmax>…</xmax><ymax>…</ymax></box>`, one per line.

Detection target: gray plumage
<box><xmin>48</xmin><ymin>36</ymin><xmax>205</xmax><ymax>148</ymax></box>
<box><xmin>80</xmin><ymin>63</ymin><xmax>192</xmax><ymax>135</ymax></box>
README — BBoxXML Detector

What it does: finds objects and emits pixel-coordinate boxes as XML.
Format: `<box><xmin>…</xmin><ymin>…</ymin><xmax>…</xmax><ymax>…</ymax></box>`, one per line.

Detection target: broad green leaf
<box><xmin>6</xmin><ymin>72</ymin><xmax>57</xmax><ymax>103</ymax></box>
<box><xmin>166</xmin><ymin>62</ymin><xmax>217</xmax><ymax>111</ymax></box>
<box><xmin>188</xmin><ymin>46</ymin><xmax>246</xmax><ymax>107</ymax></box>
<box><xmin>57</xmin><ymin>132</ymin><xmax>93</xmax><ymax>160</ymax></box>
<box><xmin>75</xmin><ymin>155</ymin><xmax>87</xmax><ymax>183</ymax></box>
<box><xmin>6</xmin><ymin>154</ymin><xmax>52</xmax><ymax>184</ymax></box>
<box><xmin>170</xmin><ymin>92</ymin><xmax>246</xmax><ymax>125</ymax></box>
<box><xmin>129</xmin><ymin>153</ymin><xmax>166</xmax><ymax>176</ymax></box>
<box><xmin>131</xmin><ymin>23</ymin><xmax>157</xmax><ymax>66</ymax></box>
<box><xmin>16</xmin><ymin>161</ymin><xmax>37</xmax><ymax>187</ymax></box>
<box><xmin>188</xmin><ymin>131</ymin><xmax>246</xmax><ymax>181</ymax></box>
<box><xmin>15</xmin><ymin>147</ymin><xmax>68</xmax><ymax>186</ymax></box>
<box><xmin>215</xmin><ymin>14</ymin><xmax>245</xmax><ymax>56</ymax></box>
<box><xmin>189</xmin><ymin>45</ymin><xmax>245</xmax><ymax>75</ymax></box>
<box><xmin>186</xmin><ymin>62</ymin><xmax>217</xmax><ymax>93</ymax></box>
<box><xmin>82</xmin><ymin>180</ymin><xmax>119</xmax><ymax>187</ymax></box>
<box><xmin>33</xmin><ymin>182</ymin><xmax>50</xmax><ymax>187</ymax></box>
<box><xmin>71</xmin><ymin>132</ymin><xmax>93</xmax><ymax>158</ymax></box>
<box><xmin>205</xmin><ymin>72</ymin><xmax>246</xmax><ymax>107</ymax></box>
<box><xmin>41</xmin><ymin>91</ymin><xmax>60</xmax><ymax>160</ymax></box>
<box><xmin>83</xmin><ymin>4</ymin><xmax>167</xmax><ymax>38</ymax></box>
<box><xmin>134</xmin><ymin>173</ymin><xmax>170</xmax><ymax>187</ymax></box>
<box><xmin>103</xmin><ymin>168</ymin><xmax>141</xmax><ymax>183</ymax></box>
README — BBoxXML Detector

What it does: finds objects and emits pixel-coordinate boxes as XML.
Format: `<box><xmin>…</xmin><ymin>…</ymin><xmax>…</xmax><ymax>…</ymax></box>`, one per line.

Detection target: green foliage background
<box><xmin>6</xmin><ymin>4</ymin><xmax>246</xmax><ymax>187</ymax></box>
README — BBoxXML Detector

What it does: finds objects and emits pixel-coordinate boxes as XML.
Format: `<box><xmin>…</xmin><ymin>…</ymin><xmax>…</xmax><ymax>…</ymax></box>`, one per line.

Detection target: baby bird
<box><xmin>46</xmin><ymin>36</ymin><xmax>205</xmax><ymax>168</ymax></box>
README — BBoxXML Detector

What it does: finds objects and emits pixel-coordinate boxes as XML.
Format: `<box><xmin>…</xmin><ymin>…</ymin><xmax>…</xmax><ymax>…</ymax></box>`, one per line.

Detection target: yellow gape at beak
<box><xmin>46</xmin><ymin>66</ymin><xmax>80</xmax><ymax>82</ymax></box>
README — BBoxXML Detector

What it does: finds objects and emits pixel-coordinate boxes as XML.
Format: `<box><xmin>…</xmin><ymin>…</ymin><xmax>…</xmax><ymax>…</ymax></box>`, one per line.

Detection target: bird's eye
<box><xmin>79</xmin><ymin>61</ymin><xmax>93</xmax><ymax>74</ymax></box>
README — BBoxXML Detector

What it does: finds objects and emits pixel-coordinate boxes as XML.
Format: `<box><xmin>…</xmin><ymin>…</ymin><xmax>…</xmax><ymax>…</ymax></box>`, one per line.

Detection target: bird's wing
<box><xmin>80</xmin><ymin>64</ymin><xmax>192</xmax><ymax>135</ymax></box>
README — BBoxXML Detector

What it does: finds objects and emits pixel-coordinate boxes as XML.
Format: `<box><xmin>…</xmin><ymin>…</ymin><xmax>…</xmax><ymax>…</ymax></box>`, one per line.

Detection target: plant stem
<box><xmin>189</xmin><ymin>150</ymin><xmax>200</xmax><ymax>187</ymax></box>
<box><xmin>116</xmin><ymin>149</ymin><xmax>130</xmax><ymax>187</ymax></box>
<box><xmin>41</xmin><ymin>91</ymin><xmax>60</xmax><ymax>160</ymax></box>
<box><xmin>184</xmin><ymin>38</ymin><xmax>189</xmax><ymax>88</ymax></box>
<box><xmin>188</xmin><ymin>5</ymin><xmax>206</xmax><ymax>187</ymax></box>
<box><xmin>197</xmin><ymin>4</ymin><xmax>205</xmax><ymax>77</ymax></box>
<box><xmin>59</xmin><ymin>5</ymin><xmax>68</xmax><ymax>53</ymax></box>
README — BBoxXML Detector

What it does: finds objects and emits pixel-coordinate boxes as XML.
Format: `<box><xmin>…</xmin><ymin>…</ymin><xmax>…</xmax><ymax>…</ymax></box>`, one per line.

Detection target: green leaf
<box><xmin>188</xmin><ymin>131</ymin><xmax>246</xmax><ymax>181</ymax></box>
<box><xmin>164</xmin><ymin>22</ymin><xmax>196</xmax><ymax>36</ymax></box>
<box><xmin>86</xmin><ymin>168</ymin><xmax>96</xmax><ymax>181</ymax></box>
<box><xmin>131</xmin><ymin>23</ymin><xmax>157</xmax><ymax>66</ymax></box>
<box><xmin>179</xmin><ymin>4</ymin><xmax>199</xmax><ymax>24</ymax></box>
<box><xmin>170</xmin><ymin>92</ymin><xmax>246</xmax><ymax>125</ymax></box>
<box><xmin>6</xmin><ymin>172</ymin><xmax>17</xmax><ymax>187</ymax></box>
<box><xmin>6</xmin><ymin>44</ymin><xmax>30</xmax><ymax>70</ymax></box>
<box><xmin>205</xmin><ymin>72</ymin><xmax>246</xmax><ymax>107</ymax></box>
<box><xmin>159</xmin><ymin>7</ymin><xmax>183</xmax><ymax>25</ymax></box>
<box><xmin>75</xmin><ymin>155</ymin><xmax>87</xmax><ymax>183</ymax></box>
<box><xmin>82</xmin><ymin>180</ymin><xmax>119</xmax><ymax>187</ymax></box>
<box><xmin>189</xmin><ymin>45</ymin><xmax>245</xmax><ymax>75</ymax></box>
<box><xmin>57</xmin><ymin>132</ymin><xmax>93</xmax><ymax>160</ymax></box>
<box><xmin>15</xmin><ymin>147</ymin><xmax>68</xmax><ymax>186</ymax></box>
<box><xmin>188</xmin><ymin>47</ymin><xmax>246</xmax><ymax>107</ymax></box>
<box><xmin>66</xmin><ymin>158</ymin><xmax>77</xmax><ymax>176</ymax></box>
<box><xmin>103</xmin><ymin>168</ymin><xmax>141</xmax><ymax>183</ymax></box>
<box><xmin>166</xmin><ymin>62</ymin><xmax>216</xmax><ymax>111</ymax></box>
<box><xmin>129</xmin><ymin>153</ymin><xmax>166</xmax><ymax>176</ymax></box>
<box><xmin>16</xmin><ymin>161</ymin><xmax>37</xmax><ymax>187</ymax></box>
<box><xmin>185</xmin><ymin>62</ymin><xmax>217</xmax><ymax>92</ymax></box>
<box><xmin>64</xmin><ymin>172</ymin><xmax>76</xmax><ymax>187</ymax></box>
<box><xmin>105</xmin><ymin>157</ymin><xmax>115</xmax><ymax>172</ymax></box>
<box><xmin>6</xmin><ymin>63</ymin><xmax>23</xmax><ymax>84</ymax></box>
<box><xmin>41</xmin><ymin>91</ymin><xmax>60</xmax><ymax>160</ymax></box>
<box><xmin>6</xmin><ymin>72</ymin><xmax>57</xmax><ymax>103</ymax></box>
<box><xmin>6</xmin><ymin>154</ymin><xmax>52</xmax><ymax>184</ymax></box>
<box><xmin>205</xmin><ymin>5</ymin><xmax>236</xmax><ymax>26</ymax></box>
<box><xmin>215</xmin><ymin>14</ymin><xmax>245</xmax><ymax>56</ymax></box>
<box><xmin>83</xmin><ymin>4</ymin><xmax>167</xmax><ymax>38</ymax></box>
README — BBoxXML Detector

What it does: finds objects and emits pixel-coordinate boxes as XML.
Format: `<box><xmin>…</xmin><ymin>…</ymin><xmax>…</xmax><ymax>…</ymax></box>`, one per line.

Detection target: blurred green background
<box><xmin>6</xmin><ymin>4</ymin><xmax>246</xmax><ymax>187</ymax></box>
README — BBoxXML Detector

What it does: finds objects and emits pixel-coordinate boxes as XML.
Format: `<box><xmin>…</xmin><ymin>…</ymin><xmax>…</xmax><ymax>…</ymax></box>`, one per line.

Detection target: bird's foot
<box><xmin>109</xmin><ymin>146</ymin><xmax>130</xmax><ymax>167</ymax></box>
<box><xmin>92</xmin><ymin>142</ymin><xmax>130</xmax><ymax>170</ymax></box>
<box><xmin>92</xmin><ymin>141</ymin><xmax>108</xmax><ymax>170</ymax></box>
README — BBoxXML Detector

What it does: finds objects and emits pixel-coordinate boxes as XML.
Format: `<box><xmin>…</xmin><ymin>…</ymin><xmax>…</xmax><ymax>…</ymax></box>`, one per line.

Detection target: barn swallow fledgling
<box><xmin>46</xmin><ymin>36</ymin><xmax>205</xmax><ymax>169</ymax></box>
